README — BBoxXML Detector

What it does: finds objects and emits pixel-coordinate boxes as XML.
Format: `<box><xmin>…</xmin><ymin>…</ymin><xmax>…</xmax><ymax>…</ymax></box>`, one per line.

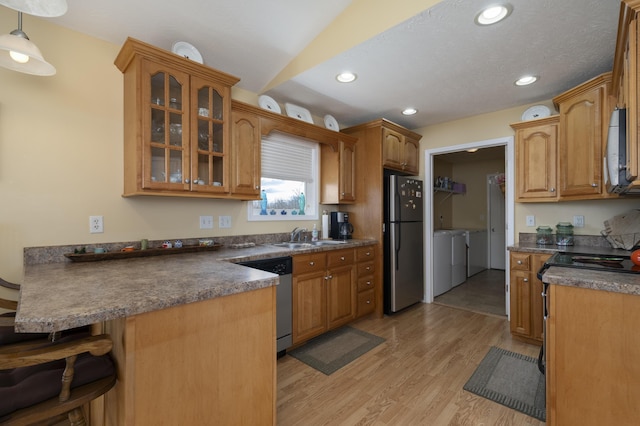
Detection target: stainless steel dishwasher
<box><xmin>238</xmin><ymin>256</ymin><xmax>292</xmax><ymax>356</ymax></box>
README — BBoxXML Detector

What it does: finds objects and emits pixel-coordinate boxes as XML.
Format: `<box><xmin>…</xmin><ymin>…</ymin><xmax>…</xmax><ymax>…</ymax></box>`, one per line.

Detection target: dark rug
<box><xmin>288</xmin><ymin>326</ymin><xmax>385</xmax><ymax>375</ymax></box>
<box><xmin>463</xmin><ymin>346</ymin><xmax>546</xmax><ymax>421</ymax></box>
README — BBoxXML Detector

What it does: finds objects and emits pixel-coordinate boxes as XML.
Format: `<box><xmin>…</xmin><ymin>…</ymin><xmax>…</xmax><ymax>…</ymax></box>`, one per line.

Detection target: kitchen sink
<box><xmin>271</xmin><ymin>240</ymin><xmax>347</xmax><ymax>249</ymax></box>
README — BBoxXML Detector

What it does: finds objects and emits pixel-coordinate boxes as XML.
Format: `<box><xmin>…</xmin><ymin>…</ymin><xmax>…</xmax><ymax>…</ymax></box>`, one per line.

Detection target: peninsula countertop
<box><xmin>16</xmin><ymin>239</ymin><xmax>376</xmax><ymax>333</ymax></box>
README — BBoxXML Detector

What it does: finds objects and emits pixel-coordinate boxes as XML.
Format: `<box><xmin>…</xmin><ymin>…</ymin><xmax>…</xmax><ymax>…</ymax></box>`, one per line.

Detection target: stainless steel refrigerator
<box><xmin>384</xmin><ymin>173</ymin><xmax>424</xmax><ymax>313</ymax></box>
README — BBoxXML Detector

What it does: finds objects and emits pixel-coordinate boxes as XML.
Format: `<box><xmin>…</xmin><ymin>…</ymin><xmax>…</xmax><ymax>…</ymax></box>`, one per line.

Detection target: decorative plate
<box><xmin>285</xmin><ymin>103</ymin><xmax>313</xmax><ymax>124</ymax></box>
<box><xmin>324</xmin><ymin>114</ymin><xmax>339</xmax><ymax>131</ymax></box>
<box><xmin>171</xmin><ymin>41</ymin><xmax>203</xmax><ymax>64</ymax></box>
<box><xmin>521</xmin><ymin>105</ymin><xmax>551</xmax><ymax>121</ymax></box>
<box><xmin>258</xmin><ymin>95</ymin><xmax>281</xmax><ymax>114</ymax></box>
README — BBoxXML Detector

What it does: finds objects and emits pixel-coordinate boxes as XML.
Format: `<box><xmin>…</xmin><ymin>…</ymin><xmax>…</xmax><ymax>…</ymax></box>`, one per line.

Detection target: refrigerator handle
<box><xmin>393</xmin><ymin>180</ymin><xmax>402</xmax><ymax>270</ymax></box>
<box><xmin>395</xmin><ymin>222</ymin><xmax>401</xmax><ymax>270</ymax></box>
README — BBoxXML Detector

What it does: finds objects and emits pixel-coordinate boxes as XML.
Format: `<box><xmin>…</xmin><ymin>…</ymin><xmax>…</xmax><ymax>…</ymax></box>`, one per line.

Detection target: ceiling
<box><xmin>41</xmin><ymin>0</ymin><xmax>621</xmax><ymax>130</ymax></box>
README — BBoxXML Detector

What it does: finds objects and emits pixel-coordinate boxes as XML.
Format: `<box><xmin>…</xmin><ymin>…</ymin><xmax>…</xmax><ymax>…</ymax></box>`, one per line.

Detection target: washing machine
<box><xmin>450</xmin><ymin>230</ymin><xmax>467</xmax><ymax>287</ymax></box>
<box><xmin>433</xmin><ymin>230</ymin><xmax>452</xmax><ymax>297</ymax></box>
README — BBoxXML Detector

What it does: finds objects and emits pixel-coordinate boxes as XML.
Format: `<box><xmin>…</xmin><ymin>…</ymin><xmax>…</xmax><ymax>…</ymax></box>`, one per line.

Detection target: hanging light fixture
<box><xmin>0</xmin><ymin>0</ymin><xmax>67</xmax><ymax>17</ymax></box>
<box><xmin>0</xmin><ymin>11</ymin><xmax>56</xmax><ymax>75</ymax></box>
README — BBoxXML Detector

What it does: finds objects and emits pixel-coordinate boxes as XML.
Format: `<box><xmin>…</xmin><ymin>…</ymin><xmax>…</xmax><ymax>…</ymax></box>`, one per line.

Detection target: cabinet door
<box><xmin>531</xmin><ymin>254</ymin><xmax>550</xmax><ymax>341</ymax></box>
<box><xmin>515</xmin><ymin>121</ymin><xmax>558</xmax><ymax>201</ymax></box>
<box><xmin>339</xmin><ymin>140</ymin><xmax>356</xmax><ymax>202</ymax></box>
<box><xmin>292</xmin><ymin>271</ymin><xmax>327</xmax><ymax>344</ymax></box>
<box><xmin>143</xmin><ymin>60</ymin><xmax>190</xmax><ymax>191</ymax></box>
<box><xmin>403</xmin><ymin>137</ymin><xmax>420</xmax><ymax>174</ymax></box>
<box><xmin>327</xmin><ymin>264</ymin><xmax>355</xmax><ymax>329</ymax></box>
<box><xmin>230</xmin><ymin>110</ymin><xmax>261</xmax><ymax>198</ymax></box>
<box><xmin>509</xmin><ymin>269</ymin><xmax>531</xmax><ymax>337</ymax></box>
<box><xmin>382</xmin><ymin>127</ymin><xmax>404</xmax><ymax>170</ymax></box>
<box><xmin>190</xmin><ymin>76</ymin><xmax>230</xmax><ymax>194</ymax></box>
<box><xmin>557</xmin><ymin>85</ymin><xmax>606</xmax><ymax>197</ymax></box>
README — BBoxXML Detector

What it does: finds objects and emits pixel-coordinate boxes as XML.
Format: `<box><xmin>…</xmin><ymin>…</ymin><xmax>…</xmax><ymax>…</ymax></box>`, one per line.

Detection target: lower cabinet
<box><xmin>292</xmin><ymin>248</ymin><xmax>356</xmax><ymax>344</ymax></box>
<box><xmin>509</xmin><ymin>251</ymin><xmax>549</xmax><ymax>344</ymax></box>
<box><xmin>546</xmin><ymin>284</ymin><xmax>640</xmax><ymax>425</ymax></box>
<box><xmin>355</xmin><ymin>246</ymin><xmax>376</xmax><ymax>318</ymax></box>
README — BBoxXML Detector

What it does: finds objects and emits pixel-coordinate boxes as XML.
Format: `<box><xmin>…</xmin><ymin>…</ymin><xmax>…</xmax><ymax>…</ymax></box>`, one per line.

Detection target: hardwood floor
<box><xmin>277</xmin><ymin>302</ymin><xmax>544</xmax><ymax>425</ymax></box>
<box><xmin>434</xmin><ymin>269</ymin><xmax>506</xmax><ymax>317</ymax></box>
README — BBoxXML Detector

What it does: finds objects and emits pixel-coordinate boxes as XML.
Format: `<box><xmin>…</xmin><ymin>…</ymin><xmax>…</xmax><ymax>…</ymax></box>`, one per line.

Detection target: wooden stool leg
<box><xmin>68</xmin><ymin>407</ymin><xmax>87</xmax><ymax>426</ymax></box>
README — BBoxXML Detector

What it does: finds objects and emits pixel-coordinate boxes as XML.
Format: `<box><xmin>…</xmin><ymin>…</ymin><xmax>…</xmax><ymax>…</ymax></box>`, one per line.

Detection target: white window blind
<box><xmin>261</xmin><ymin>133</ymin><xmax>316</xmax><ymax>182</ymax></box>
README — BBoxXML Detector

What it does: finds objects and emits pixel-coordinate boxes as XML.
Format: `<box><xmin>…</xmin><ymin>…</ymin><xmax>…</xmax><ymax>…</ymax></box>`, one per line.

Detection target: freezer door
<box><xmin>389</xmin><ymin>221</ymin><xmax>424</xmax><ymax>312</ymax></box>
<box><xmin>389</xmin><ymin>175</ymin><xmax>423</xmax><ymax>223</ymax></box>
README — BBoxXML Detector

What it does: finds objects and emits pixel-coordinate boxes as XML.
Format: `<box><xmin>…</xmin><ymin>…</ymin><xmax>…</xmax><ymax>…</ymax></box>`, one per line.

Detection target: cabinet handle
<box><xmin>366</xmin><ymin>266</ymin><xmax>371</xmax><ymax>271</ymax></box>
<box><xmin>591</xmin><ymin>183</ymin><xmax>598</xmax><ymax>187</ymax></box>
<box><xmin>551</xmin><ymin>187</ymin><xmax>556</xmax><ymax>192</ymax></box>
<box><xmin>340</xmin><ymin>256</ymin><xmax>345</xmax><ymax>261</ymax></box>
<box><xmin>341</xmin><ymin>192</ymin><xmax>345</xmax><ymax>196</ymax></box>
<box><xmin>366</xmin><ymin>251</ymin><xmax>371</xmax><ymax>256</ymax></box>
<box><xmin>517</xmin><ymin>260</ymin><xmax>523</xmax><ymax>265</ymax></box>
<box><xmin>523</xmin><ymin>278</ymin><xmax>529</xmax><ymax>282</ymax></box>
<box><xmin>309</xmin><ymin>261</ymin><xmax>315</xmax><ymax>266</ymax></box>
<box><xmin>366</xmin><ymin>300</ymin><xmax>371</xmax><ymax>304</ymax></box>
<box><xmin>185</xmin><ymin>179</ymin><xmax>190</xmax><ymax>184</ymax></box>
<box><xmin>255</xmin><ymin>185</ymin><xmax>260</xmax><ymax>189</ymax></box>
<box><xmin>366</xmin><ymin>281</ymin><xmax>372</xmax><ymax>286</ymax></box>
<box><xmin>326</xmin><ymin>275</ymin><xmax>333</xmax><ymax>280</ymax></box>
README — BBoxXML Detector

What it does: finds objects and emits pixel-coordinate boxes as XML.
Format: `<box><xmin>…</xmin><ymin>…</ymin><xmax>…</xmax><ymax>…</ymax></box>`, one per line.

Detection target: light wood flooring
<box><xmin>277</xmin><ymin>302</ymin><xmax>544</xmax><ymax>426</ymax></box>
<box><xmin>434</xmin><ymin>269</ymin><xmax>506</xmax><ymax>317</ymax></box>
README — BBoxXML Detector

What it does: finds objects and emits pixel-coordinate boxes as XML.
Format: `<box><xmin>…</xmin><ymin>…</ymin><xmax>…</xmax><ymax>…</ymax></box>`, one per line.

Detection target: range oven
<box><xmin>536</xmin><ymin>251</ymin><xmax>639</xmax><ymax>374</ymax></box>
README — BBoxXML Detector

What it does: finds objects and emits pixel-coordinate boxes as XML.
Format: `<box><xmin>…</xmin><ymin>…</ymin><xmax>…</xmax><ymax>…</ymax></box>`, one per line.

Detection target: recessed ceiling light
<box><xmin>336</xmin><ymin>72</ymin><xmax>357</xmax><ymax>83</ymax></box>
<box><xmin>466</xmin><ymin>148</ymin><xmax>479</xmax><ymax>153</ymax></box>
<box><xmin>402</xmin><ymin>108</ymin><xmax>418</xmax><ymax>116</ymax></box>
<box><xmin>515</xmin><ymin>75</ymin><xmax>538</xmax><ymax>86</ymax></box>
<box><xmin>475</xmin><ymin>4</ymin><xmax>512</xmax><ymax>25</ymax></box>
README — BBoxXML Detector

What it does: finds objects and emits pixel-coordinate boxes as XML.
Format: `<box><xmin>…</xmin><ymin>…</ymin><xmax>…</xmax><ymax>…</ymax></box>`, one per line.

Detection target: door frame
<box><xmin>424</xmin><ymin>136</ymin><xmax>515</xmax><ymax>319</ymax></box>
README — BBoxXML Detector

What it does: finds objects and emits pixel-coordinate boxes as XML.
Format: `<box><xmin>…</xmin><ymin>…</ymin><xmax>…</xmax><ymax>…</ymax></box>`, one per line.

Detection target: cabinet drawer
<box><xmin>511</xmin><ymin>253</ymin><xmax>531</xmax><ymax>271</ymax></box>
<box><xmin>327</xmin><ymin>249</ymin><xmax>354</xmax><ymax>267</ymax></box>
<box><xmin>357</xmin><ymin>275</ymin><xmax>375</xmax><ymax>292</ymax></box>
<box><xmin>293</xmin><ymin>253</ymin><xmax>326</xmax><ymax>275</ymax></box>
<box><xmin>356</xmin><ymin>246</ymin><xmax>376</xmax><ymax>262</ymax></box>
<box><xmin>357</xmin><ymin>289</ymin><xmax>375</xmax><ymax>316</ymax></box>
<box><xmin>357</xmin><ymin>261</ymin><xmax>375</xmax><ymax>277</ymax></box>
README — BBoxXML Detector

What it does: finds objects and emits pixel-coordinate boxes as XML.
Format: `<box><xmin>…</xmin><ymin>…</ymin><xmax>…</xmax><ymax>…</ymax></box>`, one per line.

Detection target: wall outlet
<box><xmin>573</xmin><ymin>215</ymin><xmax>585</xmax><ymax>228</ymax></box>
<box><xmin>89</xmin><ymin>215</ymin><xmax>104</xmax><ymax>233</ymax></box>
<box><xmin>199</xmin><ymin>215</ymin><xmax>214</xmax><ymax>229</ymax></box>
<box><xmin>219</xmin><ymin>216</ymin><xmax>232</xmax><ymax>229</ymax></box>
<box><xmin>526</xmin><ymin>215</ymin><xmax>535</xmax><ymax>227</ymax></box>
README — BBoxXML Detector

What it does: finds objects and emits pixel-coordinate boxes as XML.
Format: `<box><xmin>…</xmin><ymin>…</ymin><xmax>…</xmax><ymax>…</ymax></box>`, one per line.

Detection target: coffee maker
<box><xmin>330</xmin><ymin>211</ymin><xmax>354</xmax><ymax>240</ymax></box>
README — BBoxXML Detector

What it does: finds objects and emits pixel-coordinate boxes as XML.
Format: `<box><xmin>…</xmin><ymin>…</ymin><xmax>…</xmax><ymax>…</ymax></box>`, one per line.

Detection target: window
<box><xmin>248</xmin><ymin>132</ymin><xmax>319</xmax><ymax>221</ymax></box>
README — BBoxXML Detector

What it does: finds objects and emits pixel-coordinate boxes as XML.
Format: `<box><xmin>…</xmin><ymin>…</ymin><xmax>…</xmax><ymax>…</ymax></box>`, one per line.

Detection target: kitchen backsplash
<box><xmin>518</xmin><ymin>233</ymin><xmax>614</xmax><ymax>249</ymax></box>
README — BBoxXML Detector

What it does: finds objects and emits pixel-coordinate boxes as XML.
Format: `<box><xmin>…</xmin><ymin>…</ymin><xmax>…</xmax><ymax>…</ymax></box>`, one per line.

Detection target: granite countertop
<box><xmin>16</xmin><ymin>239</ymin><xmax>376</xmax><ymax>333</ymax></box>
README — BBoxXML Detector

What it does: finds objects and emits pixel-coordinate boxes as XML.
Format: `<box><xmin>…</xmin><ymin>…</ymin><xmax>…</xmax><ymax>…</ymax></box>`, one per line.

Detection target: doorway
<box><xmin>424</xmin><ymin>136</ymin><xmax>514</xmax><ymax>318</ymax></box>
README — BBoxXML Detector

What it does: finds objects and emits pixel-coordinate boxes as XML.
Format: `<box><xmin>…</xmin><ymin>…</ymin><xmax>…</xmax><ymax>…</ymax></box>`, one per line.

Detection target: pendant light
<box><xmin>0</xmin><ymin>0</ymin><xmax>67</xmax><ymax>17</ymax></box>
<box><xmin>0</xmin><ymin>11</ymin><xmax>56</xmax><ymax>76</ymax></box>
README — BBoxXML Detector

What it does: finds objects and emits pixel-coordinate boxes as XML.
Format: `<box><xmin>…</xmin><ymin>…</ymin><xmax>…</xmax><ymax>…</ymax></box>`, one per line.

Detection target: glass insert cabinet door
<box><xmin>190</xmin><ymin>76</ymin><xmax>229</xmax><ymax>192</ymax></box>
<box><xmin>144</xmin><ymin>62</ymin><xmax>190</xmax><ymax>190</ymax></box>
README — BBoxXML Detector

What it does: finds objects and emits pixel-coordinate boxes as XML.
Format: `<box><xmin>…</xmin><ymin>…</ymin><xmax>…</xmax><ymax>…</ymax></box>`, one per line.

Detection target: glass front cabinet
<box><xmin>115</xmin><ymin>37</ymin><xmax>241</xmax><ymax>198</ymax></box>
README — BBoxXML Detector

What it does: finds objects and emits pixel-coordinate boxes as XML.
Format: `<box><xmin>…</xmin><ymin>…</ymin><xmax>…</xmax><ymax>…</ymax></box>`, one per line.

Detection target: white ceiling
<box><xmin>42</xmin><ymin>0</ymin><xmax>621</xmax><ymax>130</ymax></box>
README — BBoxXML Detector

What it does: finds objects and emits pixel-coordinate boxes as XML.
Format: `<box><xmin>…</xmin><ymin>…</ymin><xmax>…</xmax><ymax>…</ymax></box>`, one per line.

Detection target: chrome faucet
<box><xmin>290</xmin><ymin>227</ymin><xmax>307</xmax><ymax>242</ymax></box>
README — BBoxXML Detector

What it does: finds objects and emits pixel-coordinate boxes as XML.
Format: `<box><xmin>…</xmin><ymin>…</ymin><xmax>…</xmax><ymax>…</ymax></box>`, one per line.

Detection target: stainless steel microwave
<box><xmin>605</xmin><ymin>108</ymin><xmax>640</xmax><ymax>195</ymax></box>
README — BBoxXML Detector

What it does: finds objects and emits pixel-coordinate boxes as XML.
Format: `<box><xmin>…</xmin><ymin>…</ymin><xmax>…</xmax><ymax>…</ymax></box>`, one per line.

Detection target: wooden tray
<box><xmin>64</xmin><ymin>244</ymin><xmax>223</xmax><ymax>262</ymax></box>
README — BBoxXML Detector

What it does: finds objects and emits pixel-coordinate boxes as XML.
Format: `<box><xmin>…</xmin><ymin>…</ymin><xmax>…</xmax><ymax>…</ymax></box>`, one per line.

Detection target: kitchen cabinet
<box><xmin>292</xmin><ymin>248</ymin><xmax>356</xmax><ymax>344</ymax></box>
<box><xmin>553</xmin><ymin>72</ymin><xmax>613</xmax><ymax>199</ymax></box>
<box><xmin>342</xmin><ymin>119</ymin><xmax>422</xmax><ymax>319</ymax></box>
<box><xmin>511</xmin><ymin>116</ymin><xmax>559</xmax><ymax>202</ymax></box>
<box><xmin>382</xmin><ymin>126</ymin><xmax>420</xmax><ymax>174</ymax></box>
<box><xmin>509</xmin><ymin>251</ymin><xmax>549</xmax><ymax>344</ymax></box>
<box><xmin>230</xmin><ymin>108</ymin><xmax>261</xmax><ymax>198</ymax></box>
<box><xmin>320</xmin><ymin>140</ymin><xmax>356</xmax><ymax>204</ymax></box>
<box><xmin>355</xmin><ymin>246</ymin><xmax>376</xmax><ymax>317</ymax></box>
<box><xmin>115</xmin><ymin>37</ymin><xmax>241</xmax><ymax>199</ymax></box>
<box><xmin>104</xmin><ymin>286</ymin><xmax>276</xmax><ymax>425</ymax></box>
<box><xmin>546</xmin><ymin>284</ymin><xmax>640</xmax><ymax>425</ymax></box>
<box><xmin>230</xmin><ymin>100</ymin><xmax>358</xmax><ymax>204</ymax></box>
<box><xmin>612</xmin><ymin>3</ymin><xmax>640</xmax><ymax>191</ymax></box>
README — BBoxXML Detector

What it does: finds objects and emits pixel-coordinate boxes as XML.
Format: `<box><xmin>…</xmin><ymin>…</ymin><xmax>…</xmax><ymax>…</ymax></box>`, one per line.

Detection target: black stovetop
<box><xmin>543</xmin><ymin>251</ymin><xmax>639</xmax><ymax>275</ymax></box>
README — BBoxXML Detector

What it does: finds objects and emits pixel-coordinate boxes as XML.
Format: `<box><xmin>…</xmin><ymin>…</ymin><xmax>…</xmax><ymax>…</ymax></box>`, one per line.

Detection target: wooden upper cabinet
<box><xmin>321</xmin><ymin>140</ymin><xmax>356</xmax><ymax>204</ymax></box>
<box><xmin>382</xmin><ymin>126</ymin><xmax>420</xmax><ymax>174</ymax></box>
<box><xmin>230</xmin><ymin>109</ymin><xmax>261</xmax><ymax>198</ymax></box>
<box><xmin>553</xmin><ymin>72</ymin><xmax>612</xmax><ymax>199</ymax></box>
<box><xmin>115</xmin><ymin>37</ymin><xmax>240</xmax><ymax>199</ymax></box>
<box><xmin>511</xmin><ymin>116</ymin><xmax>559</xmax><ymax>202</ymax></box>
